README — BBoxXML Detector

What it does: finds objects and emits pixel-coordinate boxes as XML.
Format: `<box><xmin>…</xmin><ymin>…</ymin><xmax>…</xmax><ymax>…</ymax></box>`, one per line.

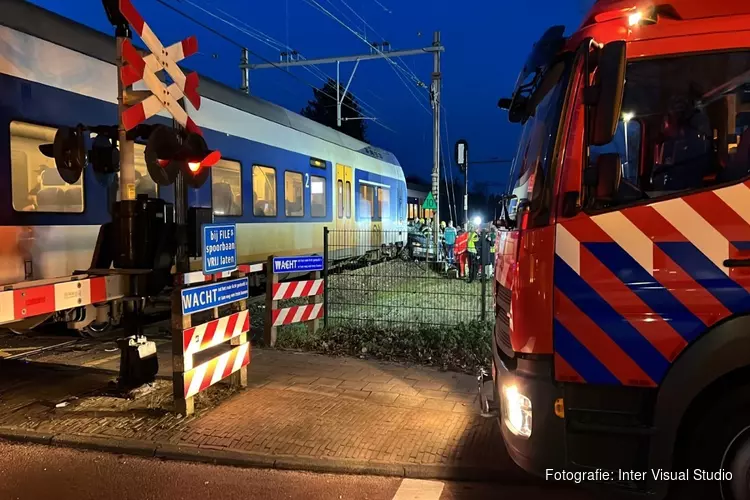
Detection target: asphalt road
<box><xmin>0</xmin><ymin>441</ymin><xmax>595</xmax><ymax>500</ymax></box>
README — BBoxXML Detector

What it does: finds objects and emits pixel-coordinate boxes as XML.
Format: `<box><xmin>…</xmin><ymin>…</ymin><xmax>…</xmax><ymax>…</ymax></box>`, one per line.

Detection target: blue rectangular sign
<box><xmin>272</xmin><ymin>255</ymin><xmax>324</xmax><ymax>274</ymax></box>
<box><xmin>181</xmin><ymin>278</ymin><xmax>249</xmax><ymax>315</ymax></box>
<box><xmin>202</xmin><ymin>223</ymin><xmax>237</xmax><ymax>275</ymax></box>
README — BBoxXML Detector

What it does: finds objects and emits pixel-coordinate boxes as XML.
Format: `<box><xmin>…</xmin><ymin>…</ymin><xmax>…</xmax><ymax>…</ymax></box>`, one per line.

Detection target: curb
<box><xmin>0</xmin><ymin>429</ymin><xmax>533</xmax><ymax>483</ymax></box>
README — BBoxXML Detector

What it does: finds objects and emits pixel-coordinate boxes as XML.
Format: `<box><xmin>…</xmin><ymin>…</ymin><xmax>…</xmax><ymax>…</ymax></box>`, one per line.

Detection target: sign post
<box><xmin>422</xmin><ymin>192</ymin><xmax>438</xmax><ymax>213</ymax></box>
<box><xmin>264</xmin><ymin>255</ymin><xmax>324</xmax><ymax>347</ymax></box>
<box><xmin>202</xmin><ymin>223</ymin><xmax>237</xmax><ymax>275</ymax></box>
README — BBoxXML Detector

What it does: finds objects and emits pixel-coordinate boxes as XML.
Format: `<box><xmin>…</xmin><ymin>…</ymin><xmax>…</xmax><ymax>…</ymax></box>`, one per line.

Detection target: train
<box><xmin>0</xmin><ymin>0</ymin><xmax>407</xmax><ymax>332</ymax></box>
<box><xmin>0</xmin><ymin>1</ymin><xmax>409</xmax><ymax>281</ymax></box>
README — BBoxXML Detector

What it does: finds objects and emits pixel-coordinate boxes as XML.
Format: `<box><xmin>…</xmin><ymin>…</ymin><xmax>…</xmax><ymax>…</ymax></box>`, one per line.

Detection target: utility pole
<box><xmin>241</xmin><ymin>41</ymin><xmax>444</xmax><ymax>133</ymax></box>
<box><xmin>431</xmin><ymin>31</ymin><xmax>441</xmax><ymax>251</ymax></box>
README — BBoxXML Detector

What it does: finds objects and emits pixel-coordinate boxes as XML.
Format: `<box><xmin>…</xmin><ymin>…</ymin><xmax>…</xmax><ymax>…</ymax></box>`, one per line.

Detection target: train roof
<box><xmin>2</xmin><ymin>0</ymin><xmax>400</xmax><ymax>167</ymax></box>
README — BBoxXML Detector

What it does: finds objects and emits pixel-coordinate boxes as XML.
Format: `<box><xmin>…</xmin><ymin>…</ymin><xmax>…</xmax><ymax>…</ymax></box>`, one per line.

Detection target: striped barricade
<box><xmin>264</xmin><ymin>255</ymin><xmax>324</xmax><ymax>347</ymax></box>
<box><xmin>0</xmin><ymin>274</ymin><xmax>126</xmax><ymax>327</ymax></box>
<box><xmin>172</xmin><ymin>270</ymin><xmax>251</xmax><ymax>416</ymax></box>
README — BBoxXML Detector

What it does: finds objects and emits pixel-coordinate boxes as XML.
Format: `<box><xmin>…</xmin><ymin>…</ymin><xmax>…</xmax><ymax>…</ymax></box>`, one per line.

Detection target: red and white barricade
<box><xmin>172</xmin><ymin>269</ymin><xmax>251</xmax><ymax>416</ymax></box>
<box><xmin>264</xmin><ymin>256</ymin><xmax>324</xmax><ymax>346</ymax></box>
<box><xmin>0</xmin><ymin>274</ymin><xmax>126</xmax><ymax>327</ymax></box>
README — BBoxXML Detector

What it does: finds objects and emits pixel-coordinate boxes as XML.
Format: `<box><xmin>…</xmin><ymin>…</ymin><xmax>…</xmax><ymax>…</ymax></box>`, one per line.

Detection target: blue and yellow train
<box><xmin>0</xmin><ymin>0</ymin><xmax>408</xmax><ymax>287</ymax></box>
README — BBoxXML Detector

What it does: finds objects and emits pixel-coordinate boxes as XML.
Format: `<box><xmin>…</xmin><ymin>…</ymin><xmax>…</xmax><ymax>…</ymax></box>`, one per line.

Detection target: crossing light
<box><xmin>144</xmin><ymin>125</ymin><xmax>220</xmax><ymax>188</ymax></box>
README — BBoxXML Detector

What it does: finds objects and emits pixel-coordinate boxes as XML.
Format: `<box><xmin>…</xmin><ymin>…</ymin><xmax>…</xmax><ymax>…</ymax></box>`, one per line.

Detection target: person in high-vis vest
<box><xmin>467</xmin><ymin>226</ymin><xmax>480</xmax><ymax>283</ymax></box>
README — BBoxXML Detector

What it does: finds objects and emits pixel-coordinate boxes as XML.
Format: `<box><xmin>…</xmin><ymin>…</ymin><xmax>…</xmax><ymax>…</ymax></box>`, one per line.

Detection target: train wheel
<box><xmin>7</xmin><ymin>314</ymin><xmax>53</xmax><ymax>335</ymax></box>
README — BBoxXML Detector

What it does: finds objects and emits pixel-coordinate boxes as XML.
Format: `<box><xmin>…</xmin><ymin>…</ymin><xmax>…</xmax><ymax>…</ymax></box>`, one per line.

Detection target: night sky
<box><xmin>29</xmin><ymin>0</ymin><xmax>593</xmax><ymax>193</ymax></box>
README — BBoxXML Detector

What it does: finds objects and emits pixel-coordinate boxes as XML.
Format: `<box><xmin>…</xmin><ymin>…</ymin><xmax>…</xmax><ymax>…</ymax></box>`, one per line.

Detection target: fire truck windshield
<box><xmin>590</xmin><ymin>50</ymin><xmax>750</xmax><ymax>207</ymax></box>
<box><xmin>505</xmin><ymin>59</ymin><xmax>571</xmax><ymax>222</ymax></box>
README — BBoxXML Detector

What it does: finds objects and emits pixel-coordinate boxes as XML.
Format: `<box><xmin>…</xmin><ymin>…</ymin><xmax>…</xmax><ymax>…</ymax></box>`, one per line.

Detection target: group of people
<box><xmin>406</xmin><ymin>218</ymin><xmax>497</xmax><ymax>283</ymax></box>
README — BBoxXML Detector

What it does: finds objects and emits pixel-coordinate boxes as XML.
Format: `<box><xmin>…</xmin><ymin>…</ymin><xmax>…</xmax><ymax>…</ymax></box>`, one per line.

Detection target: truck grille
<box><xmin>495</xmin><ymin>283</ymin><xmax>513</xmax><ymax>357</ymax></box>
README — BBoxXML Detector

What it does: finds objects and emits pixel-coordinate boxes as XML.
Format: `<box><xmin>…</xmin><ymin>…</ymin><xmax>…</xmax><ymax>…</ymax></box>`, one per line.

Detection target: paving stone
<box><xmin>366</xmin><ymin>391</ymin><xmax>399</xmax><ymax>405</ymax></box>
<box><xmin>337</xmin><ymin>380</ymin><xmax>367</xmax><ymax>391</ymax></box>
<box><xmin>340</xmin><ymin>390</ymin><xmax>370</xmax><ymax>401</ymax></box>
<box><xmin>0</xmin><ymin>347</ymin><xmax>511</xmax><ymax>478</ymax></box>
<box><xmin>314</xmin><ymin>378</ymin><xmax>343</xmax><ymax>388</ymax></box>
<box><xmin>422</xmin><ymin>399</ymin><xmax>457</xmax><ymax>412</ymax></box>
<box><xmin>418</xmin><ymin>389</ymin><xmax>448</xmax><ymax>400</ymax></box>
<box><xmin>412</xmin><ymin>380</ymin><xmax>445</xmax><ymax>391</ymax></box>
<box><xmin>393</xmin><ymin>396</ymin><xmax>427</xmax><ymax>408</ymax></box>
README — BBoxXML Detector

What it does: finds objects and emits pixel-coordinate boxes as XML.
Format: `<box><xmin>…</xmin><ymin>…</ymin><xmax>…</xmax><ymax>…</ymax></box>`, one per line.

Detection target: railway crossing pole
<box><xmin>431</xmin><ymin>31</ymin><xmax>442</xmax><ymax>253</ymax></box>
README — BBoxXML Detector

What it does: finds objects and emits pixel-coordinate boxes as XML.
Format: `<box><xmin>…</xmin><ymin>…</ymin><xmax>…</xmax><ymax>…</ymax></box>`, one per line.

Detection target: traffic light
<box><xmin>144</xmin><ymin>124</ymin><xmax>220</xmax><ymax>188</ymax></box>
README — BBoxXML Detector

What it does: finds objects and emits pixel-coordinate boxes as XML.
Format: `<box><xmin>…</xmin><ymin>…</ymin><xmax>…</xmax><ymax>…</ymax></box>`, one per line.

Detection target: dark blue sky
<box><xmin>30</xmin><ymin>0</ymin><xmax>592</xmax><ymax>191</ymax></box>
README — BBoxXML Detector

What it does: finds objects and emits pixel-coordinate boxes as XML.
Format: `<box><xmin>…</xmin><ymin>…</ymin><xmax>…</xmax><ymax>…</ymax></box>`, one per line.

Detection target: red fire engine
<box><xmin>481</xmin><ymin>1</ymin><xmax>750</xmax><ymax>498</ymax></box>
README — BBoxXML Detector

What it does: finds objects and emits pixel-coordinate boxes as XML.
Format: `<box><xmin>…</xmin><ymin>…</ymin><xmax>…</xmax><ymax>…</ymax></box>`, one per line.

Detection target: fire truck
<box><xmin>480</xmin><ymin>1</ymin><xmax>750</xmax><ymax>498</ymax></box>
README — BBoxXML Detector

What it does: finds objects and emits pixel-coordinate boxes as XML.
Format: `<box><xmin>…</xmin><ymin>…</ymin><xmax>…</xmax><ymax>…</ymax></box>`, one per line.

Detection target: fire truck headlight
<box><xmin>628</xmin><ymin>11</ymin><xmax>642</xmax><ymax>26</ymax></box>
<box><xmin>503</xmin><ymin>384</ymin><xmax>532</xmax><ymax>438</ymax></box>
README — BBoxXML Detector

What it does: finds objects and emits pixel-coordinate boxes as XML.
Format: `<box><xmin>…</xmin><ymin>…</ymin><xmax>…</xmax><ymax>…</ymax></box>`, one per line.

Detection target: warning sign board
<box><xmin>422</xmin><ymin>191</ymin><xmax>437</xmax><ymax>211</ymax></box>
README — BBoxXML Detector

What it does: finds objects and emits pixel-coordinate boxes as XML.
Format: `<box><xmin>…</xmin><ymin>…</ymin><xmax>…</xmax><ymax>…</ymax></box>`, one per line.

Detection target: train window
<box><xmin>359</xmin><ymin>184</ymin><xmax>374</xmax><ymax>219</ymax></box>
<box><xmin>252</xmin><ymin>165</ymin><xmax>277</xmax><ymax>216</ymax></box>
<box><xmin>212</xmin><ymin>159</ymin><xmax>242</xmax><ymax>216</ymax></box>
<box><xmin>10</xmin><ymin>121</ymin><xmax>84</xmax><ymax>213</ymax></box>
<box><xmin>345</xmin><ymin>180</ymin><xmax>352</xmax><ymax>219</ymax></box>
<box><xmin>284</xmin><ymin>171</ymin><xmax>304</xmax><ymax>217</ymax></box>
<box><xmin>311</xmin><ymin>175</ymin><xmax>326</xmax><ymax>217</ymax></box>
<box><xmin>337</xmin><ymin>180</ymin><xmax>344</xmax><ymax>218</ymax></box>
<box><xmin>378</xmin><ymin>187</ymin><xmax>390</xmax><ymax>220</ymax></box>
<box><xmin>114</xmin><ymin>143</ymin><xmax>158</xmax><ymax>201</ymax></box>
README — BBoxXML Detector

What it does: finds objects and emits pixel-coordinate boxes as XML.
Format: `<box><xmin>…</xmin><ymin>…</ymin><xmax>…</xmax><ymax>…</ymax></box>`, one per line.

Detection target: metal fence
<box><xmin>323</xmin><ymin>228</ymin><xmax>494</xmax><ymax>330</ymax></box>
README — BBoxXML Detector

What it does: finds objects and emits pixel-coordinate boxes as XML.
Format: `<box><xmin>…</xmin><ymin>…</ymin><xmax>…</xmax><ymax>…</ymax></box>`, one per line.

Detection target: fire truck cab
<box><xmin>487</xmin><ymin>1</ymin><xmax>750</xmax><ymax>498</ymax></box>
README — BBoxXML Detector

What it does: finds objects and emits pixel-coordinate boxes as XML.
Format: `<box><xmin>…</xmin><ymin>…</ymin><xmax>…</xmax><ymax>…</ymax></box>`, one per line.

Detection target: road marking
<box><xmin>391</xmin><ymin>479</ymin><xmax>444</xmax><ymax>500</ymax></box>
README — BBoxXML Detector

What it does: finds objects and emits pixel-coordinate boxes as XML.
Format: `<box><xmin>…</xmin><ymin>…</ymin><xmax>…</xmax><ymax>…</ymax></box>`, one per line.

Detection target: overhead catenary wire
<box><xmin>442</xmin><ymin>108</ymin><xmax>459</xmax><ymax>224</ymax></box>
<box><xmin>334</xmin><ymin>0</ymin><xmax>425</xmax><ymax>94</ymax></box>
<box><xmin>178</xmin><ymin>0</ymin><xmax>384</xmax><ymax>121</ymax></box>
<box><xmin>301</xmin><ymin>0</ymin><xmax>433</xmax><ymax>116</ymax></box>
<box><xmin>161</xmin><ymin>0</ymin><xmax>393</xmax><ymax>132</ymax></box>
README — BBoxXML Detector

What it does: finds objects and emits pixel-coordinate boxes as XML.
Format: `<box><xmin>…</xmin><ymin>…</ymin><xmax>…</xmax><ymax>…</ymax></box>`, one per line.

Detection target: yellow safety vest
<box><xmin>467</xmin><ymin>233</ymin><xmax>479</xmax><ymax>253</ymax></box>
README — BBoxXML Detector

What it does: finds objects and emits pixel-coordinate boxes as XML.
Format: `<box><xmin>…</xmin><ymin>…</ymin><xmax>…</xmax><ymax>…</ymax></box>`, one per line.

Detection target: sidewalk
<box><xmin>0</xmin><ymin>348</ymin><xmax>523</xmax><ymax>481</ymax></box>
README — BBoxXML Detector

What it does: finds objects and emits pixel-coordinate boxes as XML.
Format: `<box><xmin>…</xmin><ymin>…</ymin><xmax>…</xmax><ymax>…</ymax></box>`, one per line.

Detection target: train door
<box><xmin>335</xmin><ymin>164</ymin><xmax>354</xmax><ymax>258</ymax></box>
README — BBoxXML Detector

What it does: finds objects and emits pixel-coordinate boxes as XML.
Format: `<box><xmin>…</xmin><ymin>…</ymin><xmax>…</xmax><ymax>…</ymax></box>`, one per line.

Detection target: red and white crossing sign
<box><xmin>117</xmin><ymin>0</ymin><xmax>202</xmax><ymax>135</ymax></box>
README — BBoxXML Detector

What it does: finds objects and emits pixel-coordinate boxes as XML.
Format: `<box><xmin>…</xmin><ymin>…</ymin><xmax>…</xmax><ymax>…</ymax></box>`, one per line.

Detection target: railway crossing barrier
<box><xmin>264</xmin><ymin>255</ymin><xmax>325</xmax><ymax>347</ymax></box>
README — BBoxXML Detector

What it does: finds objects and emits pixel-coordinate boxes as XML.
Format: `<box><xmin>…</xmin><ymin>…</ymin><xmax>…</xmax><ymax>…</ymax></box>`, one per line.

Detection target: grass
<box><xmin>270</xmin><ymin>259</ymin><xmax>495</xmax><ymax>374</ymax></box>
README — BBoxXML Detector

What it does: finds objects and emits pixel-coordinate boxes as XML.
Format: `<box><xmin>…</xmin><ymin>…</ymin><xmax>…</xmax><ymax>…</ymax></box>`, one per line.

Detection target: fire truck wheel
<box><xmin>670</xmin><ymin>385</ymin><xmax>750</xmax><ymax>500</ymax></box>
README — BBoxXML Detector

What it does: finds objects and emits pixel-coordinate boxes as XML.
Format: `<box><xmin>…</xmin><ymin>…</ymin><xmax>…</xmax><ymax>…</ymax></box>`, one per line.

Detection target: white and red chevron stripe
<box><xmin>183</xmin><ymin>342</ymin><xmax>251</xmax><ymax>399</ymax></box>
<box><xmin>0</xmin><ymin>275</ymin><xmax>126</xmax><ymax>326</ymax></box>
<box><xmin>272</xmin><ymin>279</ymin><xmax>323</xmax><ymax>300</ymax></box>
<box><xmin>182</xmin><ymin>310</ymin><xmax>249</xmax><ymax>358</ymax></box>
<box><xmin>272</xmin><ymin>303</ymin><xmax>323</xmax><ymax>326</ymax></box>
<box><xmin>117</xmin><ymin>0</ymin><xmax>202</xmax><ymax>134</ymax></box>
<box><xmin>179</xmin><ymin>263</ymin><xmax>264</xmax><ymax>286</ymax></box>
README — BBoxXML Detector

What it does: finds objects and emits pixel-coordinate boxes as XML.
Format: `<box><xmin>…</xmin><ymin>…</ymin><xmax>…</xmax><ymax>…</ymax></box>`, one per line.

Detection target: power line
<box><xmin>156</xmin><ymin>0</ymin><xmax>394</xmax><ymax>133</ymax></box>
<box><xmin>334</xmin><ymin>0</ymin><xmax>424</xmax><ymax>86</ymax></box>
<box><xmin>178</xmin><ymin>0</ymin><xmax>384</xmax><ymax>120</ymax></box>
<box><xmin>302</xmin><ymin>0</ymin><xmax>428</xmax><ymax>90</ymax></box>
<box><xmin>302</xmin><ymin>0</ymin><xmax>431</xmax><ymax>116</ymax></box>
<box><xmin>371</xmin><ymin>0</ymin><xmax>392</xmax><ymax>14</ymax></box>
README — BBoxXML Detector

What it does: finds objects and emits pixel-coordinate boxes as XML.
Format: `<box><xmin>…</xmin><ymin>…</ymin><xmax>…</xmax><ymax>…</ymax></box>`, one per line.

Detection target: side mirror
<box><xmin>498</xmin><ymin>98</ymin><xmax>512</xmax><ymax>110</ymax></box>
<box><xmin>585</xmin><ymin>153</ymin><xmax>622</xmax><ymax>203</ymax></box>
<box><xmin>590</xmin><ymin>41</ymin><xmax>626</xmax><ymax>146</ymax></box>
